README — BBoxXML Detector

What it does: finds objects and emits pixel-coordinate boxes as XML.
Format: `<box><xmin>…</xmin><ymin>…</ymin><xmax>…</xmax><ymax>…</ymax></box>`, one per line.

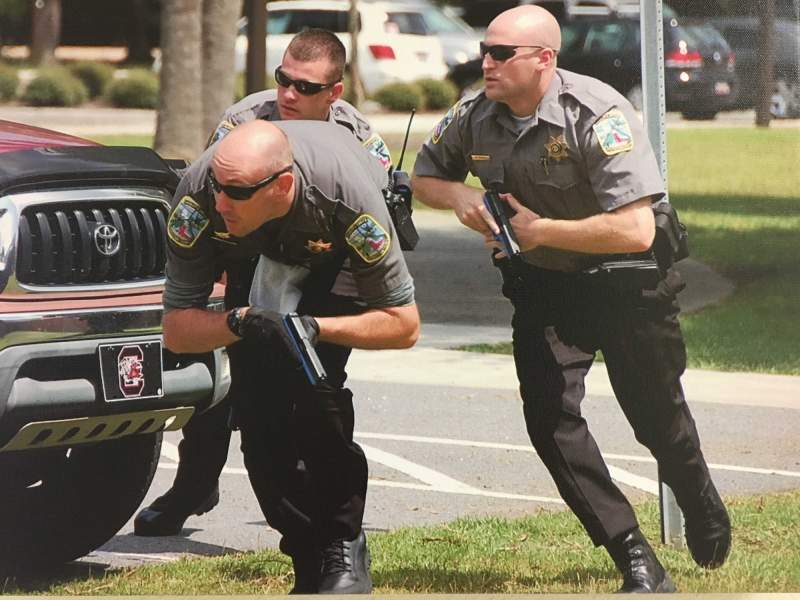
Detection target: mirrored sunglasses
<box><xmin>274</xmin><ymin>66</ymin><xmax>338</xmax><ymax>96</ymax></box>
<box><xmin>207</xmin><ymin>166</ymin><xmax>292</xmax><ymax>201</ymax></box>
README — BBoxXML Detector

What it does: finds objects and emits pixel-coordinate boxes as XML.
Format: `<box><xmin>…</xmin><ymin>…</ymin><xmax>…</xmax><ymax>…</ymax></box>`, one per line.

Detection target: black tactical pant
<box><xmin>154</xmin><ymin>258</ymin><xmax>257</xmax><ymax>514</ymax></box>
<box><xmin>503</xmin><ymin>263</ymin><xmax>713</xmax><ymax>546</ymax></box>
<box><xmin>235</xmin><ymin>294</ymin><xmax>368</xmax><ymax>552</ymax></box>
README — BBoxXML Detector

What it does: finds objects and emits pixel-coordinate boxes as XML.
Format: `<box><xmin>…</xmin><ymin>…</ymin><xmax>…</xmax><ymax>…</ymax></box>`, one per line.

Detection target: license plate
<box><xmin>714</xmin><ymin>81</ymin><xmax>731</xmax><ymax>96</ymax></box>
<box><xmin>98</xmin><ymin>340</ymin><xmax>164</xmax><ymax>402</ymax></box>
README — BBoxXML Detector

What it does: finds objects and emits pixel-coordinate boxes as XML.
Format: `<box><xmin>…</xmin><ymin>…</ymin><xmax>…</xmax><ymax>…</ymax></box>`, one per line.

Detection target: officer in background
<box><xmin>162</xmin><ymin>119</ymin><xmax>418</xmax><ymax>593</ymax></box>
<box><xmin>412</xmin><ymin>5</ymin><xmax>730</xmax><ymax>593</ymax></box>
<box><xmin>135</xmin><ymin>29</ymin><xmax>392</xmax><ymax>538</ymax></box>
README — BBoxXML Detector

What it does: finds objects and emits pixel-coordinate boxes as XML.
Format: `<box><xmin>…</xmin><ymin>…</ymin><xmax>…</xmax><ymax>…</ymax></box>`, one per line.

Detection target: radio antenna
<box><xmin>396</xmin><ymin>108</ymin><xmax>416</xmax><ymax>172</ymax></box>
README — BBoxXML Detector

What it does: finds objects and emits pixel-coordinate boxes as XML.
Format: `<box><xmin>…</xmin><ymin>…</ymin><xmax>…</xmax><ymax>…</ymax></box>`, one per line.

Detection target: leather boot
<box><xmin>606</xmin><ymin>528</ymin><xmax>677</xmax><ymax>593</ymax></box>
<box><xmin>134</xmin><ymin>484</ymin><xmax>220</xmax><ymax>536</ymax></box>
<box><xmin>318</xmin><ymin>531</ymin><xmax>373</xmax><ymax>594</ymax></box>
<box><xmin>683</xmin><ymin>481</ymin><xmax>731</xmax><ymax>569</ymax></box>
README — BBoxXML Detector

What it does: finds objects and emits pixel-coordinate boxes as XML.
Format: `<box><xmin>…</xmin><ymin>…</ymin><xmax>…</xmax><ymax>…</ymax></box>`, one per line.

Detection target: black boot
<box><xmin>134</xmin><ymin>484</ymin><xmax>220</xmax><ymax>536</ymax></box>
<box><xmin>318</xmin><ymin>531</ymin><xmax>372</xmax><ymax>594</ymax></box>
<box><xmin>683</xmin><ymin>481</ymin><xmax>731</xmax><ymax>569</ymax></box>
<box><xmin>606</xmin><ymin>529</ymin><xmax>677</xmax><ymax>593</ymax></box>
<box><xmin>289</xmin><ymin>551</ymin><xmax>322</xmax><ymax>595</ymax></box>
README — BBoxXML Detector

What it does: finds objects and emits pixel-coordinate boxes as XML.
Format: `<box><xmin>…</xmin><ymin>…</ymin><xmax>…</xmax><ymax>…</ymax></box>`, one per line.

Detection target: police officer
<box><xmin>412</xmin><ymin>6</ymin><xmax>730</xmax><ymax>593</ymax></box>
<box><xmin>162</xmin><ymin>119</ymin><xmax>418</xmax><ymax>593</ymax></box>
<box><xmin>135</xmin><ymin>29</ymin><xmax>392</xmax><ymax>540</ymax></box>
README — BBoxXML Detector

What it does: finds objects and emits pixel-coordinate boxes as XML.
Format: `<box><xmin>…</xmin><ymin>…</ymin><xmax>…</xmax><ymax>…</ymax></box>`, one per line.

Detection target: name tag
<box><xmin>470</xmin><ymin>154</ymin><xmax>491</xmax><ymax>161</ymax></box>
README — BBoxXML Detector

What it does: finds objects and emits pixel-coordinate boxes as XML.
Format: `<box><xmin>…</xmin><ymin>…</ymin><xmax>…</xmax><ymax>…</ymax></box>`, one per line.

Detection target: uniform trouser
<box><xmin>503</xmin><ymin>264</ymin><xmax>713</xmax><ymax>546</ymax></box>
<box><xmin>153</xmin><ymin>257</ymin><xmax>257</xmax><ymax>513</ymax></box>
<box><xmin>236</xmin><ymin>295</ymin><xmax>368</xmax><ymax>554</ymax></box>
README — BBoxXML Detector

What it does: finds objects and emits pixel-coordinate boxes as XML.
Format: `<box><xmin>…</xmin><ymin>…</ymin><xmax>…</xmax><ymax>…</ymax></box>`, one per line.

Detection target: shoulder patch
<box><xmin>205</xmin><ymin>119</ymin><xmax>235</xmax><ymax>148</ymax></box>
<box><xmin>431</xmin><ymin>100</ymin><xmax>462</xmax><ymax>144</ymax></box>
<box><xmin>363</xmin><ymin>133</ymin><xmax>392</xmax><ymax>171</ymax></box>
<box><xmin>592</xmin><ymin>109</ymin><xmax>634</xmax><ymax>156</ymax></box>
<box><xmin>168</xmin><ymin>196</ymin><xmax>210</xmax><ymax>249</ymax></box>
<box><xmin>345</xmin><ymin>214</ymin><xmax>390</xmax><ymax>263</ymax></box>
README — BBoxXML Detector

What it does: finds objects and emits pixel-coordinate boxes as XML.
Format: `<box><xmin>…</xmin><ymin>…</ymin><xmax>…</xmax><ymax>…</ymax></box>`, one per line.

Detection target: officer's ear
<box><xmin>329</xmin><ymin>81</ymin><xmax>345</xmax><ymax>103</ymax></box>
<box><xmin>274</xmin><ymin>170</ymin><xmax>294</xmax><ymax>196</ymax></box>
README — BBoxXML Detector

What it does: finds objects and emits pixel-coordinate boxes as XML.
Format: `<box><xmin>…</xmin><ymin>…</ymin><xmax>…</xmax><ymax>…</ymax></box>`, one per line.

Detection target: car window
<box><xmin>582</xmin><ymin>22</ymin><xmax>630</xmax><ymax>53</ymax></box>
<box><xmin>560</xmin><ymin>22</ymin><xmax>588</xmax><ymax>55</ymax></box>
<box><xmin>419</xmin><ymin>6</ymin><xmax>474</xmax><ymax>34</ymax></box>
<box><xmin>721</xmin><ymin>27</ymin><xmax>757</xmax><ymax>50</ymax></box>
<box><xmin>386</xmin><ymin>11</ymin><xmax>429</xmax><ymax>35</ymax></box>
<box><xmin>267</xmin><ymin>9</ymin><xmax>351</xmax><ymax>35</ymax></box>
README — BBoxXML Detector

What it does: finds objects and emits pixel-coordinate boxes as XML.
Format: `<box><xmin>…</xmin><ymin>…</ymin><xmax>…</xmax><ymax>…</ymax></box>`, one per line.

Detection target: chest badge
<box><xmin>306</xmin><ymin>239</ymin><xmax>333</xmax><ymax>254</ymax></box>
<box><xmin>545</xmin><ymin>135</ymin><xmax>569</xmax><ymax>161</ymax></box>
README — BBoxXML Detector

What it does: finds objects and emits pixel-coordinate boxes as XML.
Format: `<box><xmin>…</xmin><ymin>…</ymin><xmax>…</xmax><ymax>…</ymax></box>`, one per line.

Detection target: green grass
<box><xmin>4</xmin><ymin>490</ymin><xmax>799</xmax><ymax>594</ymax></box>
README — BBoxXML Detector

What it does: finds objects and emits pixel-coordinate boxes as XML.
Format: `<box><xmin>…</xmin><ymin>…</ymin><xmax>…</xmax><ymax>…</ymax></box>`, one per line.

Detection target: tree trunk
<box><xmin>348</xmin><ymin>0</ymin><xmax>365</xmax><ymax>108</ymax></box>
<box><xmin>202</xmin><ymin>0</ymin><xmax>243</xmax><ymax>136</ymax></box>
<box><xmin>245</xmin><ymin>0</ymin><xmax>267</xmax><ymax>95</ymax></box>
<box><xmin>755</xmin><ymin>0</ymin><xmax>776</xmax><ymax>127</ymax></box>
<box><xmin>126</xmin><ymin>0</ymin><xmax>154</xmax><ymax>65</ymax></box>
<box><xmin>154</xmin><ymin>0</ymin><xmax>204</xmax><ymax>160</ymax></box>
<box><xmin>30</xmin><ymin>0</ymin><xmax>61</xmax><ymax>66</ymax></box>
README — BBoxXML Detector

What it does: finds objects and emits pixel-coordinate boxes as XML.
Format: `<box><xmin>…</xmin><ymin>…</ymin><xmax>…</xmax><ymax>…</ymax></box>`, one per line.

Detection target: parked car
<box><xmin>707</xmin><ymin>16</ymin><xmax>800</xmax><ymax>117</ymax></box>
<box><xmin>234</xmin><ymin>0</ymin><xmax>450</xmax><ymax>94</ymax></box>
<box><xmin>0</xmin><ymin>120</ymin><xmax>230</xmax><ymax>573</ymax></box>
<box><xmin>556</xmin><ymin>14</ymin><xmax>738</xmax><ymax>120</ymax></box>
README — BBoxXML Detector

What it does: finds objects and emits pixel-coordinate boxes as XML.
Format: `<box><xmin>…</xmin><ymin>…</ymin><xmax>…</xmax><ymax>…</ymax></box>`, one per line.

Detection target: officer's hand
<box><xmin>238</xmin><ymin>308</ymin><xmax>320</xmax><ymax>356</ymax></box>
<box><xmin>454</xmin><ymin>192</ymin><xmax>499</xmax><ymax>237</ymax></box>
<box><xmin>503</xmin><ymin>193</ymin><xmax>544</xmax><ymax>252</ymax></box>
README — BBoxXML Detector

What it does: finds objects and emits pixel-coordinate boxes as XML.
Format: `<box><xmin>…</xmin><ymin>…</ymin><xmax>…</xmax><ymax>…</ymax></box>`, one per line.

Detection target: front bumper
<box><xmin>0</xmin><ymin>301</ymin><xmax>230</xmax><ymax>451</ymax></box>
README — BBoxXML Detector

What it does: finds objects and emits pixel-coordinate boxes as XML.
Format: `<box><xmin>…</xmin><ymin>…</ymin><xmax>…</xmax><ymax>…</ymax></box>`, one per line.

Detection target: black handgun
<box><xmin>283</xmin><ymin>313</ymin><xmax>330</xmax><ymax>390</ymax></box>
<box><xmin>483</xmin><ymin>190</ymin><xmax>521</xmax><ymax>258</ymax></box>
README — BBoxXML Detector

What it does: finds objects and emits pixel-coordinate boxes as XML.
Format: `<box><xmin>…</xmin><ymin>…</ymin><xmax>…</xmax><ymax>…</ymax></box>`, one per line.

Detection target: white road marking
<box><xmin>158</xmin><ymin>430</ymin><xmax>799</xmax><ymax>504</ymax></box>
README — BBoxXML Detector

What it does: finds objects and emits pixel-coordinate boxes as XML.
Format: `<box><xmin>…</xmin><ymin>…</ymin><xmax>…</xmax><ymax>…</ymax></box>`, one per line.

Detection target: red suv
<box><xmin>0</xmin><ymin>120</ymin><xmax>229</xmax><ymax>573</ymax></box>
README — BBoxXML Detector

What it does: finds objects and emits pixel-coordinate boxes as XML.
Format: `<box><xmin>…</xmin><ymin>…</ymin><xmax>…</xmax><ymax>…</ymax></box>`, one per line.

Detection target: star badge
<box><xmin>545</xmin><ymin>135</ymin><xmax>569</xmax><ymax>161</ymax></box>
<box><xmin>306</xmin><ymin>239</ymin><xmax>333</xmax><ymax>254</ymax></box>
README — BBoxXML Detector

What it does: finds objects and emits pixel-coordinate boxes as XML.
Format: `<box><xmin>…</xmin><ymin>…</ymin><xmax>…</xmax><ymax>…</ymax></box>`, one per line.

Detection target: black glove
<box><xmin>238</xmin><ymin>308</ymin><xmax>320</xmax><ymax>357</ymax></box>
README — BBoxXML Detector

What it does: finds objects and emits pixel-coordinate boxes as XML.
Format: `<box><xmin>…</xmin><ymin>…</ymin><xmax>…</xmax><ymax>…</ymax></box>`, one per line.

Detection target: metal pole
<box><xmin>640</xmin><ymin>0</ymin><xmax>684</xmax><ymax>548</ymax></box>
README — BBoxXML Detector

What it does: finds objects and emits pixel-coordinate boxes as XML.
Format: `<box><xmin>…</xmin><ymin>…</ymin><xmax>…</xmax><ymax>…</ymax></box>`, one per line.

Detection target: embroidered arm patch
<box><xmin>431</xmin><ymin>100</ymin><xmax>461</xmax><ymax>144</ymax></box>
<box><xmin>168</xmin><ymin>196</ymin><xmax>210</xmax><ymax>249</ymax></box>
<box><xmin>205</xmin><ymin>119</ymin><xmax>235</xmax><ymax>148</ymax></box>
<box><xmin>592</xmin><ymin>109</ymin><xmax>634</xmax><ymax>155</ymax></box>
<box><xmin>345</xmin><ymin>214</ymin><xmax>390</xmax><ymax>263</ymax></box>
<box><xmin>363</xmin><ymin>133</ymin><xmax>392</xmax><ymax>171</ymax></box>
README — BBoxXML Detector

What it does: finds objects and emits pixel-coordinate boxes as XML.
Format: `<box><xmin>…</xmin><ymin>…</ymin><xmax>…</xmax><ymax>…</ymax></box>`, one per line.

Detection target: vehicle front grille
<box><xmin>16</xmin><ymin>200</ymin><xmax>169</xmax><ymax>286</ymax></box>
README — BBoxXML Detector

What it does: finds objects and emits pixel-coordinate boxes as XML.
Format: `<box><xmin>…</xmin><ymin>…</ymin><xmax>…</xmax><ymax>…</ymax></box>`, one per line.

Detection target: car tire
<box><xmin>0</xmin><ymin>433</ymin><xmax>162</xmax><ymax>575</ymax></box>
<box><xmin>626</xmin><ymin>85</ymin><xmax>643</xmax><ymax>111</ymax></box>
<box><xmin>770</xmin><ymin>78</ymin><xmax>800</xmax><ymax>119</ymax></box>
<box><xmin>681</xmin><ymin>110</ymin><xmax>718</xmax><ymax>121</ymax></box>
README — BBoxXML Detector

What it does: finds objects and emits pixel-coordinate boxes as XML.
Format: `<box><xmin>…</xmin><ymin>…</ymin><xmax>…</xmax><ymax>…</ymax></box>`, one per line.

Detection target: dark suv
<box><xmin>0</xmin><ymin>120</ymin><xmax>230</xmax><ymax>573</ymax></box>
<box><xmin>557</xmin><ymin>14</ymin><xmax>738</xmax><ymax>119</ymax></box>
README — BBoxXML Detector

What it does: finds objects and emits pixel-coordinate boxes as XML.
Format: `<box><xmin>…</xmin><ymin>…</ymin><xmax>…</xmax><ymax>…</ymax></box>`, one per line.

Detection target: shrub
<box><xmin>372</xmin><ymin>82</ymin><xmax>423</xmax><ymax>112</ymax></box>
<box><xmin>68</xmin><ymin>61</ymin><xmax>114</xmax><ymax>98</ymax></box>
<box><xmin>0</xmin><ymin>63</ymin><xmax>18</xmax><ymax>101</ymax></box>
<box><xmin>416</xmin><ymin>78</ymin><xmax>458</xmax><ymax>110</ymax></box>
<box><xmin>22</xmin><ymin>68</ymin><xmax>88</xmax><ymax>106</ymax></box>
<box><xmin>106</xmin><ymin>69</ymin><xmax>159</xmax><ymax>108</ymax></box>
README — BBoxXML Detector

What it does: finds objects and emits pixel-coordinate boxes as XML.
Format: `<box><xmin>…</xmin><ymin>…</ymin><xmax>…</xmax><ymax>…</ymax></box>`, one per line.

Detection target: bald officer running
<box><xmin>412</xmin><ymin>5</ymin><xmax>730</xmax><ymax>593</ymax></box>
<box><xmin>163</xmin><ymin>119</ymin><xmax>418</xmax><ymax>594</ymax></box>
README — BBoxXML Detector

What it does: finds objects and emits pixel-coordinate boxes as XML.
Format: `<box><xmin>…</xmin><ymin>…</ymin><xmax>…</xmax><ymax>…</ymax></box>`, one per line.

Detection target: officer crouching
<box><xmin>162</xmin><ymin>119</ymin><xmax>419</xmax><ymax>594</ymax></box>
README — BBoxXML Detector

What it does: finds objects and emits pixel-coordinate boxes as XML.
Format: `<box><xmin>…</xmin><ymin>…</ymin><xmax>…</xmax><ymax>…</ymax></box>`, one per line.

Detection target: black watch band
<box><xmin>226</xmin><ymin>307</ymin><xmax>246</xmax><ymax>337</ymax></box>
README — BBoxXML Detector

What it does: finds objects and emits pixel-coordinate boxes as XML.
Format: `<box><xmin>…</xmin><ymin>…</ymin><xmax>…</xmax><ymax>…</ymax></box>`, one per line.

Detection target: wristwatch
<box><xmin>226</xmin><ymin>307</ymin><xmax>247</xmax><ymax>337</ymax></box>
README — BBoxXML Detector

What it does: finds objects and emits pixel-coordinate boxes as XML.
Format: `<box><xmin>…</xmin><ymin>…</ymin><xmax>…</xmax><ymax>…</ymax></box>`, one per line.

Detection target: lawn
<box><xmin>5</xmin><ymin>490</ymin><xmax>798</xmax><ymax>594</ymax></box>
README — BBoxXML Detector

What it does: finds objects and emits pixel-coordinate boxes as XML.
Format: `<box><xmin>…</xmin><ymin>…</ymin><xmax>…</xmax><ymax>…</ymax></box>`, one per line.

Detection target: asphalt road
<box><xmin>78</xmin><ymin>208</ymin><xmax>800</xmax><ymax>571</ymax></box>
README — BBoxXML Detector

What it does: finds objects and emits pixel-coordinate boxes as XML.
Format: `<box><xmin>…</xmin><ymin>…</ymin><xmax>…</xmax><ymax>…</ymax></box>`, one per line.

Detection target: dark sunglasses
<box><xmin>207</xmin><ymin>166</ymin><xmax>292</xmax><ymax>201</ymax></box>
<box><xmin>479</xmin><ymin>42</ymin><xmax>551</xmax><ymax>61</ymax></box>
<box><xmin>274</xmin><ymin>66</ymin><xmax>339</xmax><ymax>96</ymax></box>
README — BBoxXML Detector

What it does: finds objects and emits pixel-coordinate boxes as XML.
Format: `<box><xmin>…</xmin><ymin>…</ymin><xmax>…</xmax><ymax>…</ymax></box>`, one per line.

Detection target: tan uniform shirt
<box><xmin>413</xmin><ymin>69</ymin><xmax>666</xmax><ymax>272</ymax></box>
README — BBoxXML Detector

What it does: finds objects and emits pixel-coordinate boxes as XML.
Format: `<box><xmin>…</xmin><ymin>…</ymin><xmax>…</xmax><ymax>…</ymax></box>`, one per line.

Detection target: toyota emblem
<box><xmin>94</xmin><ymin>224</ymin><xmax>121</xmax><ymax>257</ymax></box>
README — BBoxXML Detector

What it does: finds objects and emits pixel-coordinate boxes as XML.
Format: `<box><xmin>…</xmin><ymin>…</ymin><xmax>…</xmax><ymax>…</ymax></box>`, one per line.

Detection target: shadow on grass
<box><xmin>0</xmin><ymin>560</ymin><xmax>112</xmax><ymax>593</ymax></box>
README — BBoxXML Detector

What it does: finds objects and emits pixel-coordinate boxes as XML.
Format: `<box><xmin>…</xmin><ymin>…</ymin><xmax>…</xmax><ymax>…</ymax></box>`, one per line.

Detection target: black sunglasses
<box><xmin>207</xmin><ymin>166</ymin><xmax>292</xmax><ymax>201</ymax></box>
<box><xmin>479</xmin><ymin>42</ymin><xmax>551</xmax><ymax>61</ymax></box>
<box><xmin>274</xmin><ymin>66</ymin><xmax>339</xmax><ymax>96</ymax></box>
